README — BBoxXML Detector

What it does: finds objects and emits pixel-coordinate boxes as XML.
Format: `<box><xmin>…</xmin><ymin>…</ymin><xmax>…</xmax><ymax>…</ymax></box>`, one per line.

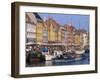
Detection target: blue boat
<box><xmin>52</xmin><ymin>51</ymin><xmax>89</xmax><ymax>65</ymax></box>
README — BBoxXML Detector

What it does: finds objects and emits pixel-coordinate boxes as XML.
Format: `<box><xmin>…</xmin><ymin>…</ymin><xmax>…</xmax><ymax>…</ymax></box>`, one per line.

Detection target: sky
<box><xmin>38</xmin><ymin>13</ymin><xmax>89</xmax><ymax>31</ymax></box>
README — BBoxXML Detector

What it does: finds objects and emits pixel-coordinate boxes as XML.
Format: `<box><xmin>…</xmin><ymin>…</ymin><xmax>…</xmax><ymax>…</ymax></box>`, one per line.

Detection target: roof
<box><xmin>45</xmin><ymin>18</ymin><xmax>61</xmax><ymax>29</ymax></box>
<box><xmin>33</xmin><ymin>13</ymin><xmax>43</xmax><ymax>22</ymax></box>
<box><xmin>26</xmin><ymin>13</ymin><xmax>37</xmax><ymax>24</ymax></box>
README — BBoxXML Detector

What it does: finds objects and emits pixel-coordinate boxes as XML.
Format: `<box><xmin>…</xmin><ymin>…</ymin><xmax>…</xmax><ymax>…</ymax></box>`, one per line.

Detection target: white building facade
<box><xmin>82</xmin><ymin>32</ymin><xmax>89</xmax><ymax>48</ymax></box>
<box><xmin>26</xmin><ymin>13</ymin><xmax>37</xmax><ymax>44</ymax></box>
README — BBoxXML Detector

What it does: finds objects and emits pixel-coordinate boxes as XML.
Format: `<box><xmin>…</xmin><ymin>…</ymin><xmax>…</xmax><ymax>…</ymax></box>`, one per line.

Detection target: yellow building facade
<box><xmin>36</xmin><ymin>22</ymin><xmax>43</xmax><ymax>44</ymax></box>
<box><xmin>36</xmin><ymin>18</ymin><xmax>64</xmax><ymax>44</ymax></box>
<box><xmin>48</xmin><ymin>24</ymin><xmax>56</xmax><ymax>42</ymax></box>
<box><xmin>74</xmin><ymin>35</ymin><xmax>81</xmax><ymax>46</ymax></box>
<box><xmin>58</xmin><ymin>31</ymin><xmax>62</xmax><ymax>42</ymax></box>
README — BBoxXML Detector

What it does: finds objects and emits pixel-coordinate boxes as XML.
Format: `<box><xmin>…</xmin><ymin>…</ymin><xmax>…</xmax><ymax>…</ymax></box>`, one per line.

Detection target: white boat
<box><xmin>75</xmin><ymin>50</ymin><xmax>85</xmax><ymax>55</ymax></box>
<box><xmin>72</xmin><ymin>49</ymin><xmax>85</xmax><ymax>60</ymax></box>
<box><xmin>45</xmin><ymin>55</ymin><xmax>53</xmax><ymax>61</ymax></box>
<box><xmin>53</xmin><ymin>50</ymin><xmax>63</xmax><ymax>58</ymax></box>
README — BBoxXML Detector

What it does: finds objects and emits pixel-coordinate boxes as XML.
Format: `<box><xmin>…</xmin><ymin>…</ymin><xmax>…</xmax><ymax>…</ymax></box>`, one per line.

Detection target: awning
<box><xmin>26</xmin><ymin>42</ymin><xmax>36</xmax><ymax>45</ymax></box>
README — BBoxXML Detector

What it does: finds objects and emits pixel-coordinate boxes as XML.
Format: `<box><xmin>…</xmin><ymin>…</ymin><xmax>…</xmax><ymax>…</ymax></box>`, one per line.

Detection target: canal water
<box><xmin>26</xmin><ymin>52</ymin><xmax>90</xmax><ymax>67</ymax></box>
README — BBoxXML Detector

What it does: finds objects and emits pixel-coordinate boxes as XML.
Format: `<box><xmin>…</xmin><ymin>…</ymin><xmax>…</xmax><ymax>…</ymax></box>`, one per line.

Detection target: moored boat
<box><xmin>74</xmin><ymin>49</ymin><xmax>85</xmax><ymax>60</ymax></box>
<box><xmin>45</xmin><ymin>55</ymin><xmax>53</xmax><ymax>61</ymax></box>
<box><xmin>75</xmin><ymin>49</ymin><xmax>85</xmax><ymax>55</ymax></box>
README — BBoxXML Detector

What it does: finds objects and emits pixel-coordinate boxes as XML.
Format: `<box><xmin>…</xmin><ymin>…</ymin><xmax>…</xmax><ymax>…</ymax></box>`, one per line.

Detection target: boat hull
<box><xmin>75</xmin><ymin>50</ymin><xmax>85</xmax><ymax>55</ymax></box>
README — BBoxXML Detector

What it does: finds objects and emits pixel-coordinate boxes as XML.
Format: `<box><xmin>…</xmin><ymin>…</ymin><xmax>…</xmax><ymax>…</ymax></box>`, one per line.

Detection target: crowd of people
<box><xmin>26</xmin><ymin>44</ymin><xmax>65</xmax><ymax>56</ymax></box>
